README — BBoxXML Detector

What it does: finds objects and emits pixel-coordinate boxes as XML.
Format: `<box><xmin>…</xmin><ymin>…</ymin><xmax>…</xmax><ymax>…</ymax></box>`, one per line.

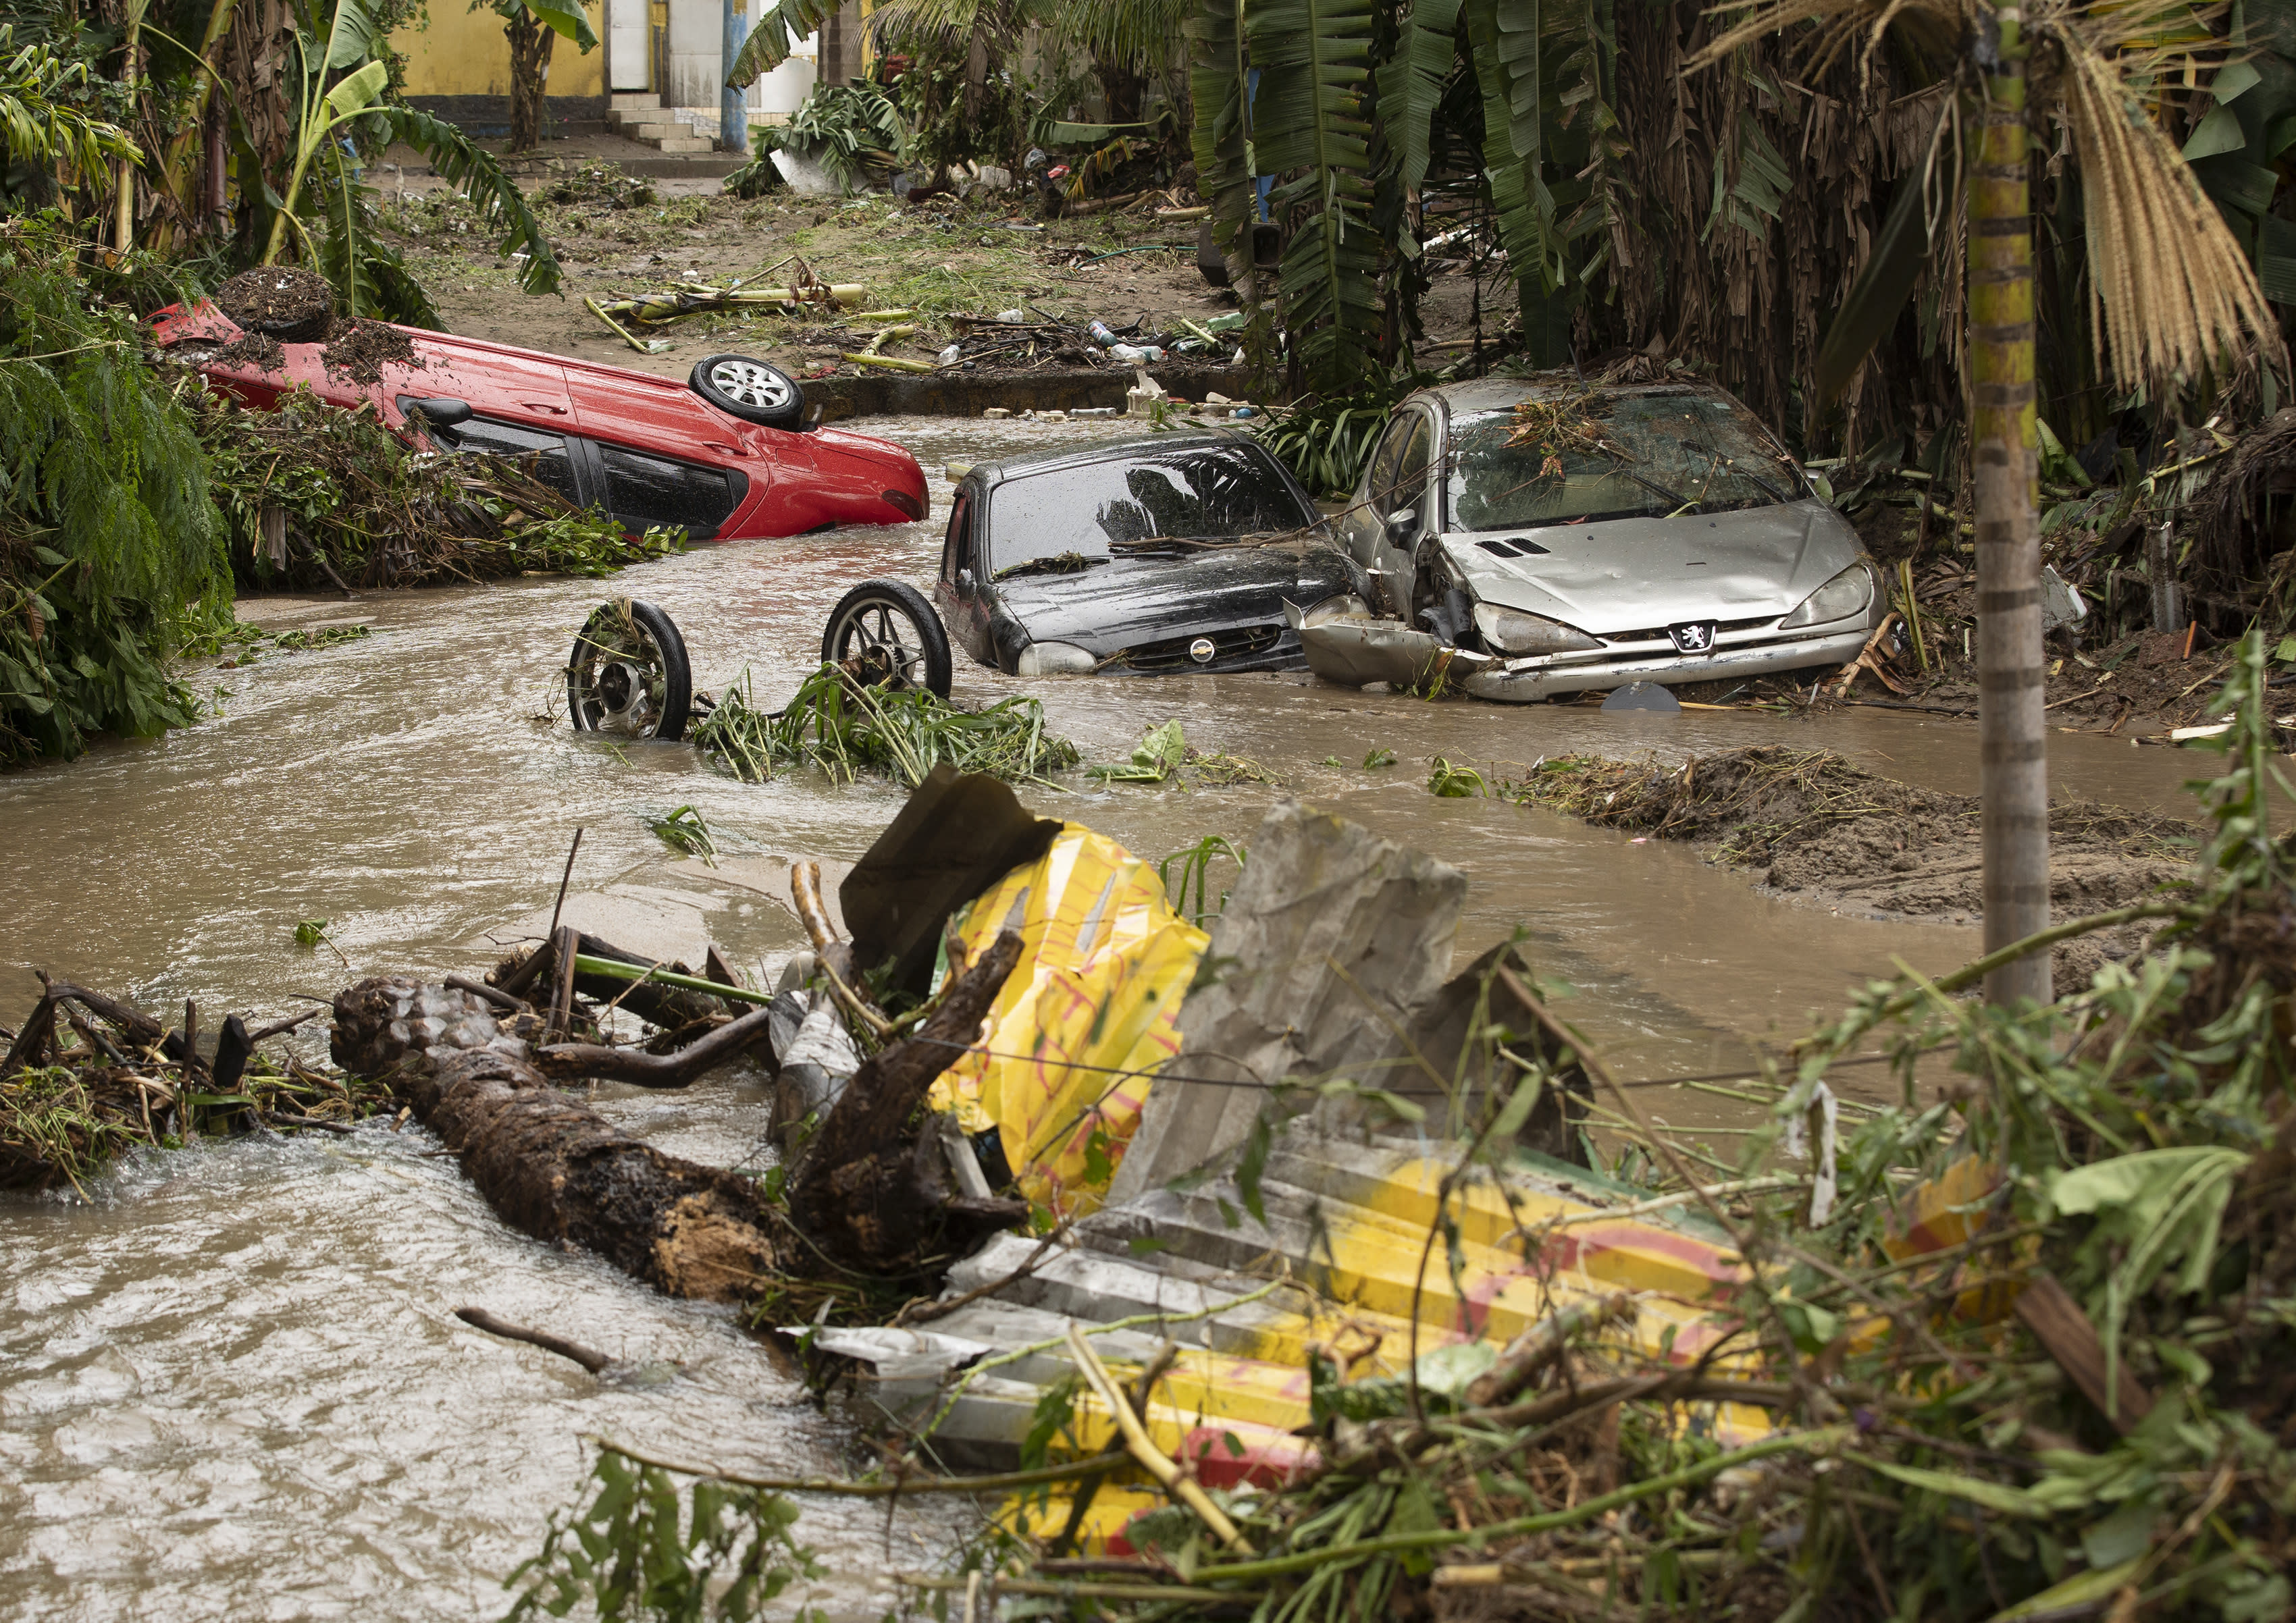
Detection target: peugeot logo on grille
<box><xmin>1188</xmin><ymin>637</ymin><xmax>1217</xmax><ymax>664</ymax></box>
<box><xmin>1669</xmin><ymin>620</ymin><xmax>1717</xmax><ymax>654</ymax></box>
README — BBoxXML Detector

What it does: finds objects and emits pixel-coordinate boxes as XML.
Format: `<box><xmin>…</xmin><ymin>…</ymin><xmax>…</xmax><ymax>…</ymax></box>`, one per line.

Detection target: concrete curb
<box><xmin>808</xmin><ymin>363</ymin><xmax>1261</xmax><ymax>423</ymax></box>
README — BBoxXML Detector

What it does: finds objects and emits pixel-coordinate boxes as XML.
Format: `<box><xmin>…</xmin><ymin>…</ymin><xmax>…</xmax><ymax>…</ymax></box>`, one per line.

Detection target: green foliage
<box><xmin>646</xmin><ymin>805</ymin><xmax>719</xmax><ymax>864</ymax></box>
<box><xmin>502</xmin><ymin>1444</ymin><xmax>825</xmax><ymax>1622</ymax></box>
<box><xmin>473</xmin><ymin>0</ymin><xmax>600</xmax><ymax>51</ymax></box>
<box><xmin>1156</xmin><ymin>832</ymin><xmax>1246</xmax><ymax>923</ymax></box>
<box><xmin>1249</xmin><ymin>0</ymin><xmax>1380</xmax><ymax>392</ymax></box>
<box><xmin>379</xmin><ymin>104</ymin><xmax>565</xmax><ymax>298</ymax></box>
<box><xmin>195</xmin><ymin>388</ymin><xmax>683</xmax><ymax>586</ymax></box>
<box><xmin>0</xmin><ymin>25</ymin><xmax>138</xmax><ymax>179</ymax></box>
<box><xmin>694</xmin><ymin>665</ymin><xmax>1080</xmax><ymax>787</ymax></box>
<box><xmin>1093</xmin><ymin>717</ymin><xmax>1186</xmax><ymax>782</ymax></box>
<box><xmin>725</xmin><ymin>0</ymin><xmax>850</xmax><ymax>90</ymax></box>
<box><xmin>293</xmin><ymin>918</ymin><xmax>331</xmax><ymax>944</ymax></box>
<box><xmin>253</xmin><ymin>0</ymin><xmax>563</xmax><ymax>315</ymax></box>
<box><xmin>752</xmin><ymin>81</ymin><xmax>908</xmax><ymax>193</ymax></box>
<box><xmin>1426</xmin><ymin>756</ymin><xmax>1484</xmax><ymax>796</ymax></box>
<box><xmin>0</xmin><ymin>213</ymin><xmax>227</xmax><ymax>768</ymax></box>
<box><xmin>1251</xmin><ymin>394</ymin><xmax>1396</xmax><ymax>497</ymax></box>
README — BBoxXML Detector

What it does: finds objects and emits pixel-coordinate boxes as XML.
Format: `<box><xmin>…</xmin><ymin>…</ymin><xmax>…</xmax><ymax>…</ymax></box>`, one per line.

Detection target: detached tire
<box><xmin>567</xmin><ymin>598</ymin><xmax>692</xmax><ymax>741</ymax></box>
<box><xmin>821</xmin><ymin>579</ymin><xmax>952</xmax><ymax>699</ymax></box>
<box><xmin>691</xmin><ymin>354</ymin><xmax>806</xmax><ymax>431</ymax></box>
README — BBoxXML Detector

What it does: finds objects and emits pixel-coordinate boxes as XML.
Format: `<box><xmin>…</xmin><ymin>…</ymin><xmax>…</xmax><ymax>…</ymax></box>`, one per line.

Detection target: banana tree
<box><xmin>476</xmin><ymin>0</ymin><xmax>598</xmax><ymax>155</ymax></box>
<box><xmin>1705</xmin><ymin>0</ymin><xmax>2281</xmax><ymax>1007</ymax></box>
<box><xmin>254</xmin><ymin>0</ymin><xmax>564</xmax><ymax>322</ymax></box>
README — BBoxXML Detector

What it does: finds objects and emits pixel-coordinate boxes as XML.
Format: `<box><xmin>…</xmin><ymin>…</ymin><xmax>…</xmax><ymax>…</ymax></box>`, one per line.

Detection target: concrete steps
<box><xmin>603</xmin><ymin>92</ymin><xmax>722</xmax><ymax>154</ymax></box>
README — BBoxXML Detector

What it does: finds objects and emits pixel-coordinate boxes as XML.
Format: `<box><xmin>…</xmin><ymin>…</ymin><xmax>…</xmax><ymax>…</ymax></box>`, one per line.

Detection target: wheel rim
<box><xmin>831</xmin><ymin>600</ymin><xmax>931</xmax><ymax>690</ymax></box>
<box><xmin>573</xmin><ymin>615</ymin><xmax>671</xmax><ymax>737</ymax></box>
<box><xmin>708</xmin><ymin>359</ymin><xmax>793</xmax><ymax>413</ymax></box>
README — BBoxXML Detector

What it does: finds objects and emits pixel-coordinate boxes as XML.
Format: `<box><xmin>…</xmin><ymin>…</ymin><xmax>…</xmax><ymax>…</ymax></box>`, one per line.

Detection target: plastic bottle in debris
<box><xmin>937</xmin><ymin>343</ymin><xmax>962</xmax><ymax>367</ymax></box>
<box><xmin>997</xmin><ymin>309</ymin><xmax>1027</xmax><ymax>323</ymax></box>
<box><xmin>1087</xmin><ymin>319</ymin><xmax>1119</xmax><ymax>348</ymax></box>
<box><xmin>1109</xmin><ymin>343</ymin><xmax>1166</xmax><ymax>364</ymax></box>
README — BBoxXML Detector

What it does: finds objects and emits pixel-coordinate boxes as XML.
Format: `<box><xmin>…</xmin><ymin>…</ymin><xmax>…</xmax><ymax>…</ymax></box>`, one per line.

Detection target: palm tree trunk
<box><xmin>1970</xmin><ymin>2</ymin><xmax>2050</xmax><ymax>1007</ymax></box>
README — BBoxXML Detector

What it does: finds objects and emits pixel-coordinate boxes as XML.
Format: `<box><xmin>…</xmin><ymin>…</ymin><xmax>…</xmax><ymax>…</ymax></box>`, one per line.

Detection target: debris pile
<box><xmin>1</xmin><ymin>975</ymin><xmax>385</xmax><ymax>1192</ymax></box>
<box><xmin>692</xmin><ymin>665</ymin><xmax>1079</xmax><ymax>787</ymax></box>
<box><xmin>1496</xmin><ymin>745</ymin><xmax>2195</xmax><ymax>980</ymax></box>
<box><xmin>872</xmin><ymin>636</ymin><xmax>2296</xmax><ymax>1623</ymax></box>
<box><xmin>191</xmin><ymin>387</ymin><xmax>685</xmax><ymax>589</ymax></box>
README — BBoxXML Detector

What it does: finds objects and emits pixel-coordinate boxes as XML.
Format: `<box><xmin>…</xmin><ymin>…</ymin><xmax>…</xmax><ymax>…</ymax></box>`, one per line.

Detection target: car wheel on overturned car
<box><xmin>821</xmin><ymin>579</ymin><xmax>953</xmax><ymax>699</ymax></box>
<box><xmin>568</xmin><ymin>598</ymin><xmax>692</xmax><ymax>741</ymax></box>
<box><xmin>690</xmin><ymin>353</ymin><xmax>806</xmax><ymax>431</ymax></box>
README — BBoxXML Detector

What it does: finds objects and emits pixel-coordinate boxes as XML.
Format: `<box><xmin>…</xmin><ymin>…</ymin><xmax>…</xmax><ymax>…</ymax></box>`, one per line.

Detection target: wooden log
<box><xmin>1</xmin><ymin>996</ymin><xmax>56</xmax><ymax>1075</ymax></box>
<box><xmin>490</xmin><ymin>930</ymin><xmax>728</xmax><ymax>1032</ymax></box>
<box><xmin>455</xmin><ymin>1305</ymin><xmax>613</xmax><ymax>1374</ymax></box>
<box><xmin>535</xmin><ymin>1001</ymin><xmax>777</xmax><ymax>1088</ymax></box>
<box><xmin>787</xmin><ymin>930</ymin><xmax>1028</xmax><ymax>1271</ymax></box>
<box><xmin>332</xmin><ymin>976</ymin><xmax>787</xmax><ymax>1302</ymax></box>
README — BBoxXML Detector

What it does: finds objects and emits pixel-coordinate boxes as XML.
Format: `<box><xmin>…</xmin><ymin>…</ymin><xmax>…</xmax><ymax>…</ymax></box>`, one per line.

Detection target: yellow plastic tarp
<box><xmin>928</xmin><ymin>824</ymin><xmax>1208</xmax><ymax>1219</ymax></box>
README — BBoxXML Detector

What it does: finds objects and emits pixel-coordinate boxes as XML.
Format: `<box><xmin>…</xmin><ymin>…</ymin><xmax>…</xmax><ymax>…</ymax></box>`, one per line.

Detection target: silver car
<box><xmin>1295</xmin><ymin>376</ymin><xmax>1883</xmax><ymax>700</ymax></box>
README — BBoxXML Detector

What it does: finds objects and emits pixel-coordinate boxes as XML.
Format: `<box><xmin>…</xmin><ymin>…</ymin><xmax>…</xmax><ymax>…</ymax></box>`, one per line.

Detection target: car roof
<box><xmin>1407</xmin><ymin>371</ymin><xmax>1747</xmax><ymax>418</ymax></box>
<box><xmin>970</xmin><ymin>427</ymin><xmax>1259</xmax><ymax>488</ymax></box>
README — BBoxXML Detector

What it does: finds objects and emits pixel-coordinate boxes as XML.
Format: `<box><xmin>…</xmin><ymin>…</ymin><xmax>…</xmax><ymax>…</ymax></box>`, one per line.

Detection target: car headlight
<box><xmin>1014</xmin><ymin>640</ymin><xmax>1097</xmax><ymax>676</ymax></box>
<box><xmin>1779</xmin><ymin>564</ymin><xmax>1874</xmax><ymax>629</ymax></box>
<box><xmin>1472</xmin><ymin>605</ymin><xmax>1603</xmax><ymax>656</ymax></box>
<box><xmin>1300</xmin><ymin>593</ymin><xmax>1371</xmax><ymax>628</ymax></box>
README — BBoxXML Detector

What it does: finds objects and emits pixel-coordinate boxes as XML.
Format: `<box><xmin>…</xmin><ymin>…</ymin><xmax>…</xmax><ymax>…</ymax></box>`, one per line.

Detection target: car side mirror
<box><xmin>1385</xmin><ymin>508</ymin><xmax>1421</xmax><ymax>543</ymax></box>
<box><xmin>396</xmin><ymin>395</ymin><xmax>473</xmax><ymax>427</ymax></box>
<box><xmin>956</xmin><ymin>567</ymin><xmax>976</xmax><ymax>597</ymax></box>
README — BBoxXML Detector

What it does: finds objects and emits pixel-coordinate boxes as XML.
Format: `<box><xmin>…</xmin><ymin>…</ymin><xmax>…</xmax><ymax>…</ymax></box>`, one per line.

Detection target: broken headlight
<box><xmin>1779</xmin><ymin>564</ymin><xmax>1875</xmax><ymax>629</ymax></box>
<box><xmin>1472</xmin><ymin>605</ymin><xmax>1603</xmax><ymax>656</ymax></box>
<box><xmin>1014</xmin><ymin>640</ymin><xmax>1097</xmax><ymax>675</ymax></box>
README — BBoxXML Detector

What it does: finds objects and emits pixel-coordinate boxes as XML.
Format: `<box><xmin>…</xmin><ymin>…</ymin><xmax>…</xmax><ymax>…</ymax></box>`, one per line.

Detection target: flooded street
<box><xmin>0</xmin><ymin>415</ymin><xmax>2226</xmax><ymax>1618</ymax></box>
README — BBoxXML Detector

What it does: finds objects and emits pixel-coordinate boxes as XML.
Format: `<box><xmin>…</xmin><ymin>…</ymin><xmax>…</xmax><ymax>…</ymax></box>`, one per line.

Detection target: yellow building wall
<box><xmin>394</xmin><ymin>2</ymin><xmax>608</xmax><ymax>99</ymax></box>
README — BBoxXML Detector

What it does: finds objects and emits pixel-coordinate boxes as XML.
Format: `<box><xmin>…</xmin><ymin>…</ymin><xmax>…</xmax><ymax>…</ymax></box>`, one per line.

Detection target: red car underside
<box><xmin>149</xmin><ymin>302</ymin><xmax>929</xmax><ymax>541</ymax></box>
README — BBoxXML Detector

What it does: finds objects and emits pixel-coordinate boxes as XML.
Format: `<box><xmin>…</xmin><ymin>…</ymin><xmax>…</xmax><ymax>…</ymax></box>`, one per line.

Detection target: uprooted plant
<box><xmin>693</xmin><ymin>664</ymin><xmax>1079</xmax><ymax>787</ymax></box>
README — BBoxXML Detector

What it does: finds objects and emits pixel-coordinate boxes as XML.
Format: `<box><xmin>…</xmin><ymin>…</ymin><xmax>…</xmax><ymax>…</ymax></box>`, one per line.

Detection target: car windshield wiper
<box><xmin>1729</xmin><ymin>462</ymin><xmax>1789</xmax><ymax>502</ymax></box>
<box><xmin>995</xmin><ymin>552</ymin><xmax>1106</xmax><ymax>580</ymax></box>
<box><xmin>1676</xmin><ymin>438</ymin><xmax>1787</xmax><ymax>502</ymax></box>
<box><xmin>1612</xmin><ymin>466</ymin><xmax>1696</xmax><ymax>512</ymax></box>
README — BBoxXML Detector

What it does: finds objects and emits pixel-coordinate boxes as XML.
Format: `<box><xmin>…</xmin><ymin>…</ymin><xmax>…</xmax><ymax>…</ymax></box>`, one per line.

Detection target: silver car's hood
<box><xmin>1439</xmin><ymin>499</ymin><xmax>1862</xmax><ymax>634</ymax></box>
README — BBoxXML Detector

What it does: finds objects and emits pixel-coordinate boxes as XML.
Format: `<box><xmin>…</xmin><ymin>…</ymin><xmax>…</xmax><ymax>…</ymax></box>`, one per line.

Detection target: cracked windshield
<box><xmin>5</xmin><ymin>1</ymin><xmax>2294</xmax><ymax>1620</ymax></box>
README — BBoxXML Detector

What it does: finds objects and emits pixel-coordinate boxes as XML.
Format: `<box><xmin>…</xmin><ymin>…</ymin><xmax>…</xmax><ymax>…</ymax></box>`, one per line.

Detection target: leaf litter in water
<box><xmin>693</xmin><ymin>664</ymin><xmax>1078</xmax><ymax>787</ymax></box>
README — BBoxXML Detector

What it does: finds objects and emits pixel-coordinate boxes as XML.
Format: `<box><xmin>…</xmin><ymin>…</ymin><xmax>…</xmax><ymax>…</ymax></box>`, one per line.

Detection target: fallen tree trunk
<box><xmin>333</xmin><ymin>978</ymin><xmax>788</xmax><ymax>1301</ymax></box>
<box><xmin>787</xmin><ymin>929</ymin><xmax>1029</xmax><ymax>1272</ymax></box>
<box><xmin>332</xmin><ymin>934</ymin><xmax>1030</xmax><ymax>1298</ymax></box>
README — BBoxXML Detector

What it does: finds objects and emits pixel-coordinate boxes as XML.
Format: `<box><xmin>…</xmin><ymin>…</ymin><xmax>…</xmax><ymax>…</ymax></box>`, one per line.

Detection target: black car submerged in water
<box><xmin>563</xmin><ymin>432</ymin><xmax>1369</xmax><ymax>733</ymax></box>
<box><xmin>818</xmin><ymin>430</ymin><xmax>1366</xmax><ymax>694</ymax></box>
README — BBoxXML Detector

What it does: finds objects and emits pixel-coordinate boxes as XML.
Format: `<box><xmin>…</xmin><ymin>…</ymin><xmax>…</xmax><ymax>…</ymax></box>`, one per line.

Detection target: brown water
<box><xmin>0</xmin><ymin>415</ymin><xmax>2226</xmax><ymax>1617</ymax></box>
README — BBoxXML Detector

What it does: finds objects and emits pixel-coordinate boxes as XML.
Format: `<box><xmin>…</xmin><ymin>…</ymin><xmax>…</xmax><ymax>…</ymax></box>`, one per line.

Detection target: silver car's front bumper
<box><xmin>1298</xmin><ymin>612</ymin><xmax>1869</xmax><ymax>702</ymax></box>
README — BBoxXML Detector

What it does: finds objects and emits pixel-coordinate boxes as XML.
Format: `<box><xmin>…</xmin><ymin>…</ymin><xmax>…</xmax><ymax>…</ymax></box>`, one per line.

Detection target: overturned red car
<box><xmin>149</xmin><ymin>298</ymin><xmax>929</xmax><ymax>541</ymax></box>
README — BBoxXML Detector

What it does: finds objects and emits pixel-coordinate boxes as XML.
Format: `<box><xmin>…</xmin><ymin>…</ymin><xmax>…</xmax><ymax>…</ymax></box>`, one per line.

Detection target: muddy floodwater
<box><xmin>0</xmin><ymin>415</ymin><xmax>2228</xmax><ymax>1618</ymax></box>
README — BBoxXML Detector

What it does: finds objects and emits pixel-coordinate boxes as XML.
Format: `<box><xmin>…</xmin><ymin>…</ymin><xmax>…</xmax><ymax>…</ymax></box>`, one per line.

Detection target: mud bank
<box><xmin>1509</xmin><ymin>745</ymin><xmax>2197</xmax><ymax>981</ymax></box>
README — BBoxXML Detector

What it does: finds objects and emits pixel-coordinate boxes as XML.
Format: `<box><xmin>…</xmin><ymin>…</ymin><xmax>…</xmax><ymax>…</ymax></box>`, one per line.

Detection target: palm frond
<box><xmin>0</xmin><ymin>28</ymin><xmax>138</xmax><ymax>177</ymax></box>
<box><xmin>1189</xmin><ymin>0</ymin><xmax>1260</xmax><ymax>296</ymax></box>
<box><xmin>384</xmin><ymin>105</ymin><xmax>564</xmax><ymax>297</ymax></box>
<box><xmin>1464</xmin><ymin>0</ymin><xmax>1560</xmax><ymax>292</ymax></box>
<box><xmin>1050</xmin><ymin>0</ymin><xmax>1194</xmax><ymax>73</ymax></box>
<box><xmin>1374</xmin><ymin>0</ymin><xmax>1464</xmax><ymax>200</ymax></box>
<box><xmin>315</xmin><ymin>161</ymin><xmax>444</xmax><ymax>329</ymax></box>
<box><xmin>727</xmin><ymin>0</ymin><xmax>847</xmax><ymax>87</ymax></box>
<box><xmin>2058</xmin><ymin>33</ymin><xmax>2282</xmax><ymax>392</ymax></box>
<box><xmin>1250</xmin><ymin>0</ymin><xmax>1381</xmax><ymax>388</ymax></box>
